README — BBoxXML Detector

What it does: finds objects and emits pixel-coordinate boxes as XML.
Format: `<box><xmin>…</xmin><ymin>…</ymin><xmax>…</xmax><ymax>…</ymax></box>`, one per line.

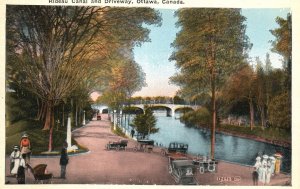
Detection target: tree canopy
<box><xmin>131</xmin><ymin>107</ymin><xmax>158</xmax><ymax>139</ymax></box>
<box><xmin>170</xmin><ymin>8</ymin><xmax>251</xmax><ymax>159</ymax></box>
<box><xmin>6</xmin><ymin>5</ymin><xmax>161</xmax><ymax>151</ymax></box>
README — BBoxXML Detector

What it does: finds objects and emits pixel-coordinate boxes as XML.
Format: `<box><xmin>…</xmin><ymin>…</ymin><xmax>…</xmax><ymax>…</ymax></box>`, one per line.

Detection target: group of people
<box><xmin>9</xmin><ymin>133</ymin><xmax>70</xmax><ymax>184</ymax></box>
<box><xmin>9</xmin><ymin>133</ymin><xmax>31</xmax><ymax>184</ymax></box>
<box><xmin>253</xmin><ymin>154</ymin><xmax>277</xmax><ymax>185</ymax></box>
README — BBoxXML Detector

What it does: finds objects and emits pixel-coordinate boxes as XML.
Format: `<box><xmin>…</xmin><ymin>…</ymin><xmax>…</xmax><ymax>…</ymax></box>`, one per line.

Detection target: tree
<box><xmin>254</xmin><ymin>57</ymin><xmax>267</xmax><ymax>129</ymax></box>
<box><xmin>264</xmin><ymin>53</ymin><xmax>273</xmax><ymax>116</ymax></box>
<box><xmin>270</xmin><ymin>14</ymin><xmax>291</xmax><ymax>93</ymax></box>
<box><xmin>173</xmin><ymin>95</ymin><xmax>185</xmax><ymax>104</ymax></box>
<box><xmin>269</xmin><ymin>14</ymin><xmax>291</xmax><ymax>130</ymax></box>
<box><xmin>268</xmin><ymin>92</ymin><xmax>291</xmax><ymax>130</ymax></box>
<box><xmin>170</xmin><ymin>8</ymin><xmax>251</xmax><ymax>159</ymax></box>
<box><xmin>222</xmin><ymin>64</ymin><xmax>256</xmax><ymax>129</ymax></box>
<box><xmin>7</xmin><ymin>6</ymin><xmax>161</xmax><ymax>151</ymax></box>
<box><xmin>97</xmin><ymin>52</ymin><xmax>147</xmax><ymax>110</ymax></box>
<box><xmin>180</xmin><ymin>107</ymin><xmax>211</xmax><ymax>128</ymax></box>
<box><xmin>131</xmin><ymin>107</ymin><xmax>158</xmax><ymax>139</ymax></box>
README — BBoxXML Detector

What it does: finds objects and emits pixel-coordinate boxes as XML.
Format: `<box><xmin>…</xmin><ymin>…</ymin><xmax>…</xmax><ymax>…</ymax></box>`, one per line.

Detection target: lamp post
<box><xmin>113</xmin><ymin>110</ymin><xmax>117</xmax><ymax>130</ymax></box>
<box><xmin>82</xmin><ymin>110</ymin><xmax>86</xmax><ymax>126</ymax></box>
<box><xmin>67</xmin><ymin>115</ymin><xmax>71</xmax><ymax>149</ymax></box>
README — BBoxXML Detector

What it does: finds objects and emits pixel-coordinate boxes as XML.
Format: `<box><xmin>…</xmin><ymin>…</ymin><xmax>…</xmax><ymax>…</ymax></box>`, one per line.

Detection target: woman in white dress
<box><xmin>10</xmin><ymin>145</ymin><xmax>20</xmax><ymax>174</ymax></box>
<box><xmin>253</xmin><ymin>156</ymin><xmax>261</xmax><ymax>185</ymax></box>
<box><xmin>11</xmin><ymin>156</ymin><xmax>20</xmax><ymax>175</ymax></box>
<box><xmin>265</xmin><ymin>159</ymin><xmax>272</xmax><ymax>184</ymax></box>
<box><xmin>260</xmin><ymin>155</ymin><xmax>269</xmax><ymax>185</ymax></box>
<box><xmin>269</xmin><ymin>156</ymin><xmax>276</xmax><ymax>175</ymax></box>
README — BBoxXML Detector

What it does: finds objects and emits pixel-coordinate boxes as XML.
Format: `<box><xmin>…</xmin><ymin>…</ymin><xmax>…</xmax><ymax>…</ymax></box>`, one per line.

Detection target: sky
<box><xmin>132</xmin><ymin>8</ymin><xmax>291</xmax><ymax>97</ymax></box>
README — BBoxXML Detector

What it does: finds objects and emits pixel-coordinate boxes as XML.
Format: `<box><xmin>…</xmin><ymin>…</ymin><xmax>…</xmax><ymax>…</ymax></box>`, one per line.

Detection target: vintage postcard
<box><xmin>1</xmin><ymin>0</ymin><xmax>299</xmax><ymax>188</ymax></box>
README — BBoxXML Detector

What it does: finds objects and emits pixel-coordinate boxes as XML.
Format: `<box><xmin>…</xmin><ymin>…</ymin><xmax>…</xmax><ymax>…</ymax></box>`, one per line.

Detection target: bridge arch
<box><xmin>92</xmin><ymin>105</ymin><xmax>109</xmax><ymax>114</ymax></box>
<box><xmin>129</xmin><ymin>104</ymin><xmax>199</xmax><ymax>118</ymax></box>
<box><xmin>147</xmin><ymin>105</ymin><xmax>173</xmax><ymax>117</ymax></box>
<box><xmin>174</xmin><ymin>107</ymin><xmax>195</xmax><ymax>113</ymax></box>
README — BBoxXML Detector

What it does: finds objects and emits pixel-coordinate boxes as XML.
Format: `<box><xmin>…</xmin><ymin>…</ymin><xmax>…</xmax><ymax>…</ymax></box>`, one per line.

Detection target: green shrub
<box><xmin>111</xmin><ymin>126</ymin><xmax>126</xmax><ymax>138</ymax></box>
<box><xmin>268</xmin><ymin>92</ymin><xmax>291</xmax><ymax>129</ymax></box>
<box><xmin>6</xmin><ymin>119</ymin><xmax>41</xmax><ymax>137</ymax></box>
<box><xmin>180</xmin><ymin>107</ymin><xmax>211</xmax><ymax>127</ymax></box>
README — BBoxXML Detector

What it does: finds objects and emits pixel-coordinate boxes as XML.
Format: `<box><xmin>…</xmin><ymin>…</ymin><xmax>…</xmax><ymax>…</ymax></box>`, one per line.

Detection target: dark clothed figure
<box><xmin>131</xmin><ymin>129</ymin><xmax>135</xmax><ymax>138</ymax></box>
<box><xmin>17</xmin><ymin>154</ymin><xmax>26</xmax><ymax>184</ymax></box>
<box><xmin>60</xmin><ymin>147</ymin><xmax>69</xmax><ymax>179</ymax></box>
<box><xmin>252</xmin><ymin>170</ymin><xmax>259</xmax><ymax>185</ymax></box>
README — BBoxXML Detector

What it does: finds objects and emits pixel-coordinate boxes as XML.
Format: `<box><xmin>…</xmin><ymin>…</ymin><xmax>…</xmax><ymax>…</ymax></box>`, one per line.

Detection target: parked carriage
<box><xmin>193</xmin><ymin>156</ymin><xmax>218</xmax><ymax>174</ymax></box>
<box><xmin>135</xmin><ymin>139</ymin><xmax>154</xmax><ymax>152</ymax></box>
<box><xmin>106</xmin><ymin>140</ymin><xmax>128</xmax><ymax>150</ymax></box>
<box><xmin>161</xmin><ymin>142</ymin><xmax>189</xmax><ymax>156</ymax></box>
<box><xmin>168</xmin><ymin>153</ymin><xmax>198</xmax><ymax>185</ymax></box>
<box><xmin>27</xmin><ymin>164</ymin><xmax>52</xmax><ymax>184</ymax></box>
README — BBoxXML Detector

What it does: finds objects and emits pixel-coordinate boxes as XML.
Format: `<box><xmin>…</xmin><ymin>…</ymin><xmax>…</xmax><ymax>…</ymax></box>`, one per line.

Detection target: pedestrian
<box><xmin>253</xmin><ymin>156</ymin><xmax>261</xmax><ymax>185</ymax></box>
<box><xmin>17</xmin><ymin>154</ymin><xmax>27</xmax><ymax>184</ymax></box>
<box><xmin>265</xmin><ymin>158</ymin><xmax>272</xmax><ymax>184</ymax></box>
<box><xmin>20</xmin><ymin>133</ymin><xmax>31</xmax><ymax>164</ymax></box>
<box><xmin>252</xmin><ymin>167</ymin><xmax>259</xmax><ymax>185</ymax></box>
<box><xmin>131</xmin><ymin>129</ymin><xmax>135</xmax><ymax>138</ymax></box>
<box><xmin>269</xmin><ymin>156</ymin><xmax>276</xmax><ymax>176</ymax></box>
<box><xmin>260</xmin><ymin>155</ymin><xmax>269</xmax><ymax>185</ymax></box>
<box><xmin>60</xmin><ymin>143</ymin><xmax>69</xmax><ymax>179</ymax></box>
<box><xmin>10</xmin><ymin>145</ymin><xmax>21</xmax><ymax>175</ymax></box>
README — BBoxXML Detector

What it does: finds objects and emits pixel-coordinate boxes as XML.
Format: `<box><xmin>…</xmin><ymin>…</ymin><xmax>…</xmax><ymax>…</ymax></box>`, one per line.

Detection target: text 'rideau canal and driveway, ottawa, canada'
<box><xmin>49</xmin><ymin>0</ymin><xmax>185</xmax><ymax>5</ymax></box>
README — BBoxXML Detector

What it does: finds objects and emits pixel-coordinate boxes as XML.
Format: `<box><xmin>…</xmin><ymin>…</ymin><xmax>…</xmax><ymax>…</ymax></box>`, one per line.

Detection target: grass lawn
<box><xmin>111</xmin><ymin>125</ymin><xmax>127</xmax><ymax>138</ymax></box>
<box><xmin>218</xmin><ymin>124</ymin><xmax>291</xmax><ymax>145</ymax></box>
<box><xmin>6</xmin><ymin>119</ymin><xmax>88</xmax><ymax>155</ymax></box>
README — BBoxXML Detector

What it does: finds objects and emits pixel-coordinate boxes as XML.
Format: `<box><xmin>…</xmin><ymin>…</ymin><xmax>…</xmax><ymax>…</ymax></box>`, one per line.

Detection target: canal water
<box><xmin>120</xmin><ymin>111</ymin><xmax>291</xmax><ymax>173</ymax></box>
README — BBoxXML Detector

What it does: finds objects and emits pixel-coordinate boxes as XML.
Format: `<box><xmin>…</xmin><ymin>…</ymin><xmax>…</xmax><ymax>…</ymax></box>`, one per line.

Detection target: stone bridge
<box><xmin>129</xmin><ymin>104</ymin><xmax>199</xmax><ymax>117</ymax></box>
<box><xmin>92</xmin><ymin>104</ymin><xmax>199</xmax><ymax>117</ymax></box>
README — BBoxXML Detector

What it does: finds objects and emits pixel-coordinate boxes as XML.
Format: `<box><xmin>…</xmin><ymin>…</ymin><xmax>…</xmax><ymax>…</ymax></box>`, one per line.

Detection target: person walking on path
<box><xmin>16</xmin><ymin>154</ymin><xmax>27</xmax><ymax>184</ymax></box>
<box><xmin>131</xmin><ymin>129</ymin><xmax>135</xmax><ymax>138</ymax></box>
<box><xmin>10</xmin><ymin>145</ymin><xmax>21</xmax><ymax>174</ymax></box>
<box><xmin>20</xmin><ymin>133</ymin><xmax>31</xmax><ymax>164</ymax></box>
<box><xmin>60</xmin><ymin>142</ymin><xmax>69</xmax><ymax>179</ymax></box>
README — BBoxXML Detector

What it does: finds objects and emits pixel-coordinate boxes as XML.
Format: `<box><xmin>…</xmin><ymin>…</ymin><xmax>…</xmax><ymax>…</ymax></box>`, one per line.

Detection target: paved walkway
<box><xmin>5</xmin><ymin>114</ymin><xmax>291</xmax><ymax>185</ymax></box>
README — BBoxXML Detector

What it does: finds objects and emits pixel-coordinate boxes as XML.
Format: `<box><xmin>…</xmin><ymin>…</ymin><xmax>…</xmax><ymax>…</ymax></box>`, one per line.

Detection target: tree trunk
<box><xmin>249</xmin><ymin>98</ymin><xmax>254</xmax><ymax>130</ymax></box>
<box><xmin>43</xmin><ymin>102</ymin><xmax>53</xmax><ymax>130</ymax></box>
<box><xmin>71</xmin><ymin>98</ymin><xmax>74</xmax><ymax>127</ymax></box>
<box><xmin>48</xmin><ymin>105</ymin><xmax>54</xmax><ymax>152</ymax></box>
<box><xmin>75</xmin><ymin>103</ymin><xmax>78</xmax><ymax>127</ymax></box>
<box><xmin>260</xmin><ymin>106</ymin><xmax>265</xmax><ymax>129</ymax></box>
<box><xmin>37</xmin><ymin>100</ymin><xmax>46</xmax><ymax>121</ymax></box>
<box><xmin>36</xmin><ymin>98</ymin><xmax>40</xmax><ymax>120</ymax></box>
<box><xmin>211</xmin><ymin>70</ymin><xmax>216</xmax><ymax>160</ymax></box>
<box><xmin>62</xmin><ymin>104</ymin><xmax>65</xmax><ymax>127</ymax></box>
<box><xmin>128</xmin><ymin>114</ymin><xmax>130</xmax><ymax>125</ymax></box>
<box><xmin>79</xmin><ymin>108</ymin><xmax>82</xmax><ymax>126</ymax></box>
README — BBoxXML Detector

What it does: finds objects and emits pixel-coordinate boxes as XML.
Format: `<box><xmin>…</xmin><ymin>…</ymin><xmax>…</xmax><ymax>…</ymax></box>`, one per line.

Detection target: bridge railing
<box><xmin>128</xmin><ymin>100</ymin><xmax>200</xmax><ymax>106</ymax></box>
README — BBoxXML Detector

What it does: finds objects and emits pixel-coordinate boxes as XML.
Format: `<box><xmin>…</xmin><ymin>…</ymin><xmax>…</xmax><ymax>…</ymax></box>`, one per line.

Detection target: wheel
<box><xmin>168</xmin><ymin>164</ymin><xmax>172</xmax><ymax>174</ymax></box>
<box><xmin>178</xmin><ymin>169</ymin><xmax>183</xmax><ymax>176</ymax></box>
<box><xmin>208</xmin><ymin>163</ymin><xmax>216</xmax><ymax>172</ymax></box>
<box><xmin>199</xmin><ymin>166</ymin><xmax>205</xmax><ymax>174</ymax></box>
